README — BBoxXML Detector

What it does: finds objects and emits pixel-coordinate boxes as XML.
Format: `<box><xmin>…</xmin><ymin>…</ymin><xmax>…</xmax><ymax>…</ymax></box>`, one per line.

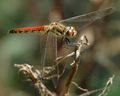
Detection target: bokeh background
<box><xmin>0</xmin><ymin>0</ymin><xmax>120</xmax><ymax>96</ymax></box>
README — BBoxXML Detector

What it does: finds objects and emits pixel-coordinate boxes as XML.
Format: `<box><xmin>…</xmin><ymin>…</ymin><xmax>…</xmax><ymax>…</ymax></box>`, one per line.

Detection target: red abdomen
<box><xmin>9</xmin><ymin>26</ymin><xmax>48</xmax><ymax>33</ymax></box>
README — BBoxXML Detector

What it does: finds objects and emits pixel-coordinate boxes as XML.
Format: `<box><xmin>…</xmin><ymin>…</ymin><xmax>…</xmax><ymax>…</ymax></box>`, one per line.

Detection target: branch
<box><xmin>72</xmin><ymin>82</ymin><xmax>88</xmax><ymax>92</ymax></box>
<box><xmin>79</xmin><ymin>75</ymin><xmax>115</xmax><ymax>96</ymax></box>
<box><xmin>56</xmin><ymin>35</ymin><xmax>89</xmax><ymax>95</ymax></box>
<box><xmin>14</xmin><ymin>64</ymin><xmax>56</xmax><ymax>96</ymax></box>
<box><xmin>98</xmin><ymin>75</ymin><xmax>114</xmax><ymax>96</ymax></box>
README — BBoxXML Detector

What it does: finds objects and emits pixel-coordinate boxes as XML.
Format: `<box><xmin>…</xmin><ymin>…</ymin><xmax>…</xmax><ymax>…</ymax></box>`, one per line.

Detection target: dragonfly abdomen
<box><xmin>9</xmin><ymin>26</ymin><xmax>48</xmax><ymax>34</ymax></box>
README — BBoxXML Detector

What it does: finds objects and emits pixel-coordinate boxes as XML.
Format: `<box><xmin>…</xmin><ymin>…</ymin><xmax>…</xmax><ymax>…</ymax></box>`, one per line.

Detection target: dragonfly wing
<box><xmin>41</xmin><ymin>32</ymin><xmax>59</xmax><ymax>88</ymax></box>
<box><xmin>59</xmin><ymin>7</ymin><xmax>114</xmax><ymax>23</ymax></box>
<box><xmin>39</xmin><ymin>33</ymin><xmax>49</xmax><ymax>72</ymax></box>
<box><xmin>59</xmin><ymin>7</ymin><xmax>114</xmax><ymax>40</ymax></box>
<box><xmin>46</xmin><ymin>33</ymin><xmax>72</xmax><ymax>88</ymax></box>
<box><xmin>50</xmin><ymin>33</ymin><xmax>58</xmax><ymax>88</ymax></box>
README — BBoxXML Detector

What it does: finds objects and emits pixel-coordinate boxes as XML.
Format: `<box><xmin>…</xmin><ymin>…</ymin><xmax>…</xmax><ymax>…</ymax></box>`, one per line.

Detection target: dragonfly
<box><xmin>9</xmin><ymin>7</ymin><xmax>114</xmax><ymax>87</ymax></box>
<box><xmin>9</xmin><ymin>7</ymin><xmax>113</xmax><ymax>41</ymax></box>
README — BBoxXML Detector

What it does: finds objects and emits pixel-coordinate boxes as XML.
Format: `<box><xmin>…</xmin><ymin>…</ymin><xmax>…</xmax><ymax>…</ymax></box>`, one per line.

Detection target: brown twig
<box><xmin>71</xmin><ymin>82</ymin><xmax>88</xmax><ymax>92</ymax></box>
<box><xmin>14</xmin><ymin>64</ymin><xmax>55</xmax><ymax>96</ymax></box>
<box><xmin>56</xmin><ymin>35</ymin><xmax>89</xmax><ymax>96</ymax></box>
<box><xmin>79</xmin><ymin>75</ymin><xmax>115</xmax><ymax>96</ymax></box>
<box><xmin>98</xmin><ymin>75</ymin><xmax>114</xmax><ymax>96</ymax></box>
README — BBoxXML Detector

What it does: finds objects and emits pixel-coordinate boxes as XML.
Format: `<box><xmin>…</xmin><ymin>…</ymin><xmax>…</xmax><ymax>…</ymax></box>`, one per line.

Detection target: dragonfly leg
<box><xmin>65</xmin><ymin>37</ymin><xmax>70</xmax><ymax>44</ymax></box>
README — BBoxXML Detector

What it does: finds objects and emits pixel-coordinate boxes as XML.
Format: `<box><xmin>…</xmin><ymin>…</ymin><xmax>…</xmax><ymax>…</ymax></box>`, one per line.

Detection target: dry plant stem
<box><xmin>79</xmin><ymin>75</ymin><xmax>114</xmax><ymax>96</ymax></box>
<box><xmin>79</xmin><ymin>88</ymin><xmax>103</xmax><ymax>96</ymax></box>
<box><xmin>14</xmin><ymin>64</ymin><xmax>55</xmax><ymax>96</ymax></box>
<box><xmin>71</xmin><ymin>82</ymin><xmax>88</xmax><ymax>92</ymax></box>
<box><xmin>56</xmin><ymin>52</ymin><xmax>75</xmax><ymax>65</ymax></box>
<box><xmin>56</xmin><ymin>36</ymin><xmax>89</xmax><ymax>66</ymax></box>
<box><xmin>98</xmin><ymin>75</ymin><xmax>114</xmax><ymax>96</ymax></box>
<box><xmin>56</xmin><ymin>35</ymin><xmax>89</xmax><ymax>96</ymax></box>
<box><xmin>67</xmin><ymin>36</ymin><xmax>89</xmax><ymax>91</ymax></box>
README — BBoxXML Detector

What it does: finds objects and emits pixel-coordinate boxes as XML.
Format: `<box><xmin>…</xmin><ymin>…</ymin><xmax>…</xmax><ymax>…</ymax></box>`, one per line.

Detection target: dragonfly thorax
<box><xmin>48</xmin><ymin>22</ymin><xmax>77</xmax><ymax>38</ymax></box>
<box><xmin>65</xmin><ymin>26</ymin><xmax>77</xmax><ymax>38</ymax></box>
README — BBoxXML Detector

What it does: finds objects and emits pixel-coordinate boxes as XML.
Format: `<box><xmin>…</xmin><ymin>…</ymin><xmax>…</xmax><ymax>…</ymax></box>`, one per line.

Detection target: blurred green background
<box><xmin>0</xmin><ymin>0</ymin><xmax>120</xmax><ymax>96</ymax></box>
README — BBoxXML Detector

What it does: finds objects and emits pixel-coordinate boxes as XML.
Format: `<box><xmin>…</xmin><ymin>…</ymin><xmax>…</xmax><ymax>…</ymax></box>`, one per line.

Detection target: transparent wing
<box><xmin>59</xmin><ymin>7</ymin><xmax>114</xmax><ymax>23</ymax></box>
<box><xmin>40</xmin><ymin>31</ymin><xmax>59</xmax><ymax>88</ymax></box>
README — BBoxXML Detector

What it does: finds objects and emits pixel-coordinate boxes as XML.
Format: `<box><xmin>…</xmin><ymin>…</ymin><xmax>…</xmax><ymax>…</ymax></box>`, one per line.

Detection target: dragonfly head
<box><xmin>65</xmin><ymin>26</ymin><xmax>77</xmax><ymax>38</ymax></box>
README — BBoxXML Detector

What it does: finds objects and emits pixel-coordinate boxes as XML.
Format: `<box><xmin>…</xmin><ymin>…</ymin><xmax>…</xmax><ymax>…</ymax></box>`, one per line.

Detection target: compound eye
<box><xmin>66</xmin><ymin>27</ymin><xmax>77</xmax><ymax>38</ymax></box>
